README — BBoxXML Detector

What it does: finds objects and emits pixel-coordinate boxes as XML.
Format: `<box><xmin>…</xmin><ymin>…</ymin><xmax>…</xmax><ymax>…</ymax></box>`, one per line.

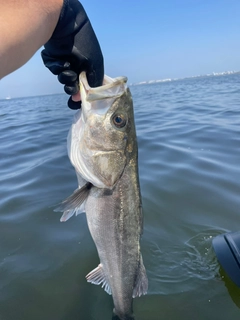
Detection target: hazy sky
<box><xmin>1</xmin><ymin>0</ymin><xmax>240</xmax><ymax>99</ymax></box>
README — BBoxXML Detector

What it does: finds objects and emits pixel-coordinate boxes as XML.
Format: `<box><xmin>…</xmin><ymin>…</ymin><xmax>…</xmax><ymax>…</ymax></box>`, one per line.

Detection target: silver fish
<box><xmin>56</xmin><ymin>72</ymin><xmax>148</xmax><ymax>320</ymax></box>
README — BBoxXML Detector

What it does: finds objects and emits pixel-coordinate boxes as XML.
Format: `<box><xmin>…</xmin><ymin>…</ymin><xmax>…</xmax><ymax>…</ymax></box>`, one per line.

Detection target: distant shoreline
<box><xmin>1</xmin><ymin>71</ymin><xmax>239</xmax><ymax>100</ymax></box>
<box><xmin>130</xmin><ymin>70</ymin><xmax>240</xmax><ymax>86</ymax></box>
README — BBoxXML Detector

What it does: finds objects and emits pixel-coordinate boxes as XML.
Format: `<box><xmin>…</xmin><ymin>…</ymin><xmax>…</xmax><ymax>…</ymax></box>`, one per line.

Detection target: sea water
<box><xmin>1</xmin><ymin>73</ymin><xmax>240</xmax><ymax>320</ymax></box>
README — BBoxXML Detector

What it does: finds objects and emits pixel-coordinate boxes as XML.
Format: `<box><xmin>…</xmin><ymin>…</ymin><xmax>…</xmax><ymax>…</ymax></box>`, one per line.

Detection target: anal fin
<box><xmin>132</xmin><ymin>255</ymin><xmax>148</xmax><ymax>298</ymax></box>
<box><xmin>86</xmin><ymin>264</ymin><xmax>112</xmax><ymax>295</ymax></box>
<box><xmin>54</xmin><ymin>182</ymin><xmax>92</xmax><ymax>222</ymax></box>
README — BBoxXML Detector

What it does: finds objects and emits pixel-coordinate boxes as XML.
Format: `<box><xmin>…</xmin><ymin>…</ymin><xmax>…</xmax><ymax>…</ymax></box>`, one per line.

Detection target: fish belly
<box><xmin>85</xmin><ymin>166</ymin><xmax>142</xmax><ymax>317</ymax></box>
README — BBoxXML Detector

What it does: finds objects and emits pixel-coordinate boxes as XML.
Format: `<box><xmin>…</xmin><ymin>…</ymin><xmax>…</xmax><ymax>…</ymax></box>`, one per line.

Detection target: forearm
<box><xmin>0</xmin><ymin>0</ymin><xmax>63</xmax><ymax>79</ymax></box>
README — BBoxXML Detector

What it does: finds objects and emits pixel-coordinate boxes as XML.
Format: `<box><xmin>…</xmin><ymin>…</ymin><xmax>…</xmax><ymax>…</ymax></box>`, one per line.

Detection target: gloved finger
<box><xmin>64</xmin><ymin>83</ymin><xmax>79</xmax><ymax>95</ymax></box>
<box><xmin>41</xmin><ymin>50</ymin><xmax>71</xmax><ymax>75</ymax></box>
<box><xmin>45</xmin><ymin>60</ymin><xmax>70</xmax><ymax>75</ymax></box>
<box><xmin>58</xmin><ymin>70</ymin><xmax>78</xmax><ymax>85</ymax></box>
<box><xmin>68</xmin><ymin>97</ymin><xmax>82</xmax><ymax>110</ymax></box>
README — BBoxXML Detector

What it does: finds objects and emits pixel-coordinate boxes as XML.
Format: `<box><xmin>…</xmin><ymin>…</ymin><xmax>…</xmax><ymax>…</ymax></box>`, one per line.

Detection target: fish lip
<box><xmin>79</xmin><ymin>72</ymin><xmax>128</xmax><ymax>102</ymax></box>
<box><xmin>80</xmin><ymin>71</ymin><xmax>91</xmax><ymax>93</ymax></box>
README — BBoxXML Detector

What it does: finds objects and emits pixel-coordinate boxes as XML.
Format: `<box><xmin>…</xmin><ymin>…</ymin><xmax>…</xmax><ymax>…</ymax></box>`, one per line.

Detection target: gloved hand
<box><xmin>41</xmin><ymin>0</ymin><xmax>104</xmax><ymax>109</ymax></box>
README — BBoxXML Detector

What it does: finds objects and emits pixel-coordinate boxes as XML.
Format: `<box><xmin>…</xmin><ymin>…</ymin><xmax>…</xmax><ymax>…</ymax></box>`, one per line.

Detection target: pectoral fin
<box><xmin>86</xmin><ymin>264</ymin><xmax>112</xmax><ymax>295</ymax></box>
<box><xmin>132</xmin><ymin>255</ymin><xmax>148</xmax><ymax>298</ymax></box>
<box><xmin>54</xmin><ymin>182</ymin><xmax>92</xmax><ymax>222</ymax></box>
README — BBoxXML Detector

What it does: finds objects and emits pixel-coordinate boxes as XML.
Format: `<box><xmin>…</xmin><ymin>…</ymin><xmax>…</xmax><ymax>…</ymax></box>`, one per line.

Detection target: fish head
<box><xmin>68</xmin><ymin>72</ymin><xmax>136</xmax><ymax>189</ymax></box>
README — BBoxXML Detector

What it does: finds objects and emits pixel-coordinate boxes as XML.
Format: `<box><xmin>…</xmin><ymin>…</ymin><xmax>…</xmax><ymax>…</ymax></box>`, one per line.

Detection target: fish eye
<box><xmin>112</xmin><ymin>114</ymin><xmax>127</xmax><ymax>128</ymax></box>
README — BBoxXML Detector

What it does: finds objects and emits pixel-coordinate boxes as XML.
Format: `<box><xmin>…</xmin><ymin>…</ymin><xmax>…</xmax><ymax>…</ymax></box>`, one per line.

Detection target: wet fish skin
<box><xmin>56</xmin><ymin>73</ymin><xmax>148</xmax><ymax>320</ymax></box>
<box><xmin>85</xmin><ymin>167</ymin><xmax>145</xmax><ymax>319</ymax></box>
<box><xmin>84</xmin><ymin>89</ymin><xmax>147</xmax><ymax>319</ymax></box>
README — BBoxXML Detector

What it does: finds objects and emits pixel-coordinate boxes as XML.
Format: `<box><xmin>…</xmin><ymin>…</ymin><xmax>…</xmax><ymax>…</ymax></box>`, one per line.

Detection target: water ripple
<box><xmin>145</xmin><ymin>229</ymin><xmax>224</xmax><ymax>295</ymax></box>
<box><xmin>1</xmin><ymin>75</ymin><xmax>240</xmax><ymax>319</ymax></box>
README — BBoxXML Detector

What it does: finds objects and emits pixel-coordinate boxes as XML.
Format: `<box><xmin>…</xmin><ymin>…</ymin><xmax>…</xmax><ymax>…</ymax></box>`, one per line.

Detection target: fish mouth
<box><xmin>80</xmin><ymin>72</ymin><xmax>128</xmax><ymax>102</ymax></box>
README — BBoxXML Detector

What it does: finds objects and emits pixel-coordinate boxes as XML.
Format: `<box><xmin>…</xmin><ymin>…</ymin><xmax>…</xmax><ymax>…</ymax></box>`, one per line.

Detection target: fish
<box><xmin>55</xmin><ymin>72</ymin><xmax>148</xmax><ymax>320</ymax></box>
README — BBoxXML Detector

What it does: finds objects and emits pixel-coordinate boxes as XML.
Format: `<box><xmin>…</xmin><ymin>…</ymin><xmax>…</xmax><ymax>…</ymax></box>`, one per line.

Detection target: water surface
<box><xmin>1</xmin><ymin>74</ymin><xmax>240</xmax><ymax>319</ymax></box>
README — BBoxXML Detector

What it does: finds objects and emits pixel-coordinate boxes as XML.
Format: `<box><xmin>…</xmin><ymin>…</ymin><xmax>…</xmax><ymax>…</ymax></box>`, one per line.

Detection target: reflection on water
<box><xmin>1</xmin><ymin>74</ymin><xmax>240</xmax><ymax>319</ymax></box>
<box><xmin>220</xmin><ymin>267</ymin><xmax>240</xmax><ymax>309</ymax></box>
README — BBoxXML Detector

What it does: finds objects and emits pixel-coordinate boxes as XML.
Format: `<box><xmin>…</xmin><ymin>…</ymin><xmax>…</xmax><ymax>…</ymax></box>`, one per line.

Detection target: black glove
<box><xmin>41</xmin><ymin>0</ymin><xmax>104</xmax><ymax>109</ymax></box>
